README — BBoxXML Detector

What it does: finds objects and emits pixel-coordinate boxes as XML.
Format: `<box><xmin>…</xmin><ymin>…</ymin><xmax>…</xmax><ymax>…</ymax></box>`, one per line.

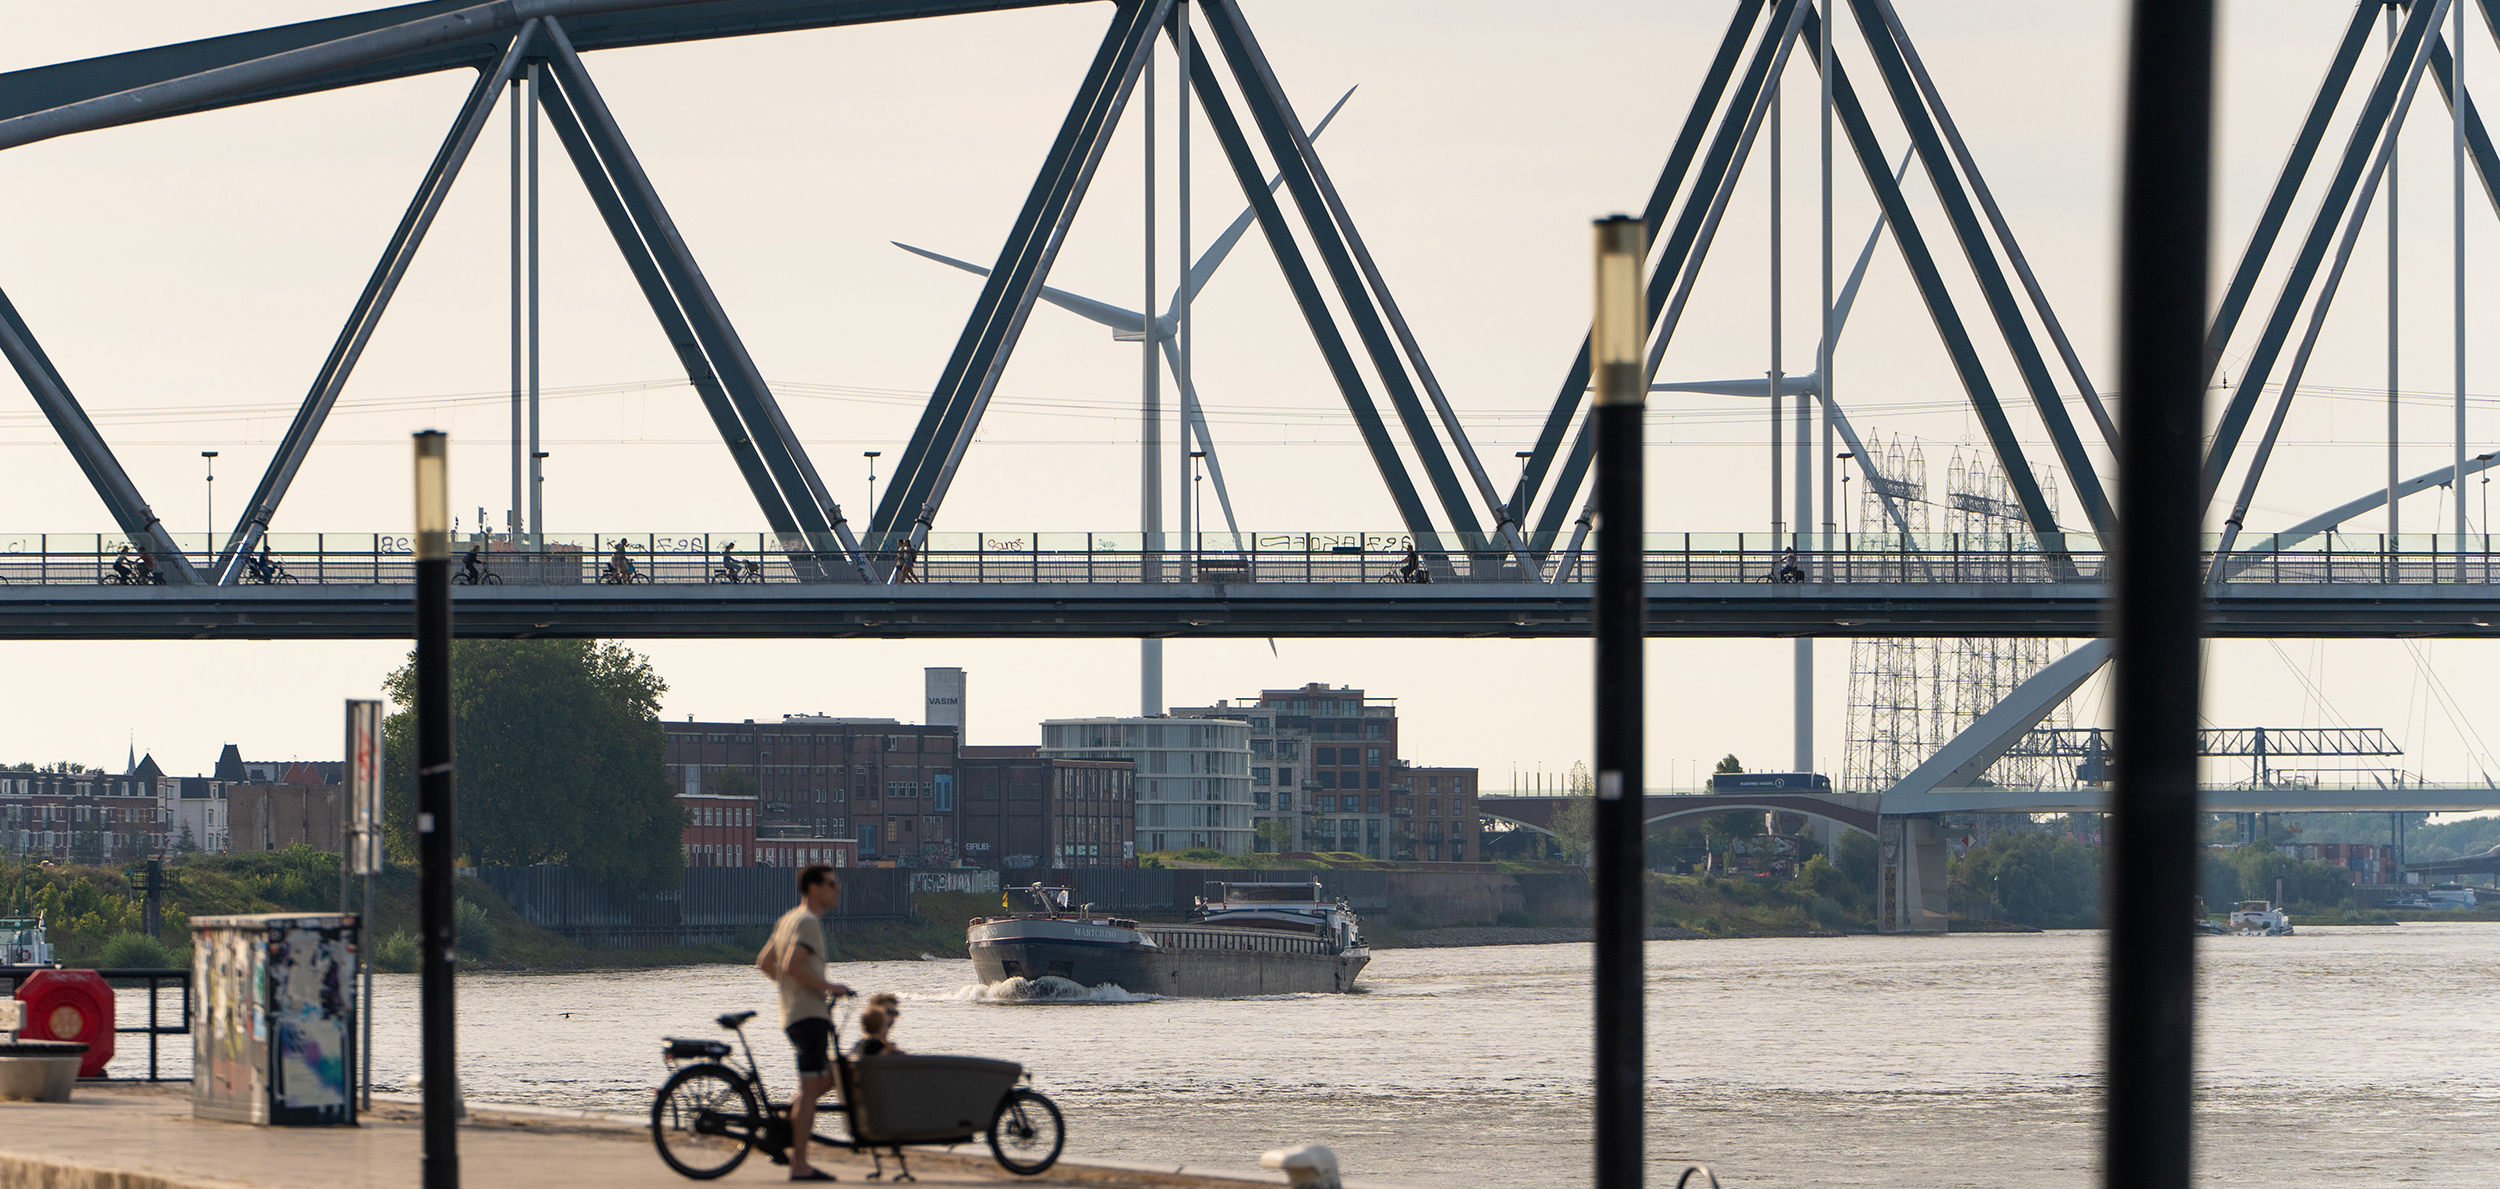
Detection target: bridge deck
<box><xmin>3</xmin><ymin>580</ymin><xmax>2496</xmax><ymax>640</ymax></box>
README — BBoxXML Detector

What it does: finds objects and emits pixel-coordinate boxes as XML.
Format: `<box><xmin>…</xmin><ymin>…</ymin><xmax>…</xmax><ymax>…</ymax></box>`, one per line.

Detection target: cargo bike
<box><xmin>652</xmin><ymin>1007</ymin><xmax>1065</xmax><ymax>1180</ymax></box>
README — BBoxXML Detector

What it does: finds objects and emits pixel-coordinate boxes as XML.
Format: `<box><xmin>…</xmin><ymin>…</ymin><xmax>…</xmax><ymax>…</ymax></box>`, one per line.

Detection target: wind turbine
<box><xmin>893</xmin><ymin>86</ymin><xmax>1360</xmax><ymax>537</ymax></box>
<box><xmin>1643</xmin><ymin>149</ymin><xmax>1921</xmax><ymax>538</ymax></box>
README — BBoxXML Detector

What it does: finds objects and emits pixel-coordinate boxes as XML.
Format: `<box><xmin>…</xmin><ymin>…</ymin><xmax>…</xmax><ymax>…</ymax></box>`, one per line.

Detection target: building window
<box><xmin>1254</xmin><ymin>791</ymin><xmax>1270</xmax><ymax>809</ymax></box>
<box><xmin>934</xmin><ymin>774</ymin><xmax>955</xmax><ymax>812</ymax></box>
<box><xmin>1366</xmin><ymin>748</ymin><xmax>1382</xmax><ymax>767</ymax></box>
<box><xmin>1366</xmin><ymin>771</ymin><xmax>1381</xmax><ymax>790</ymax></box>
<box><xmin>1252</xmin><ymin>766</ymin><xmax>1270</xmax><ymax>786</ymax></box>
<box><xmin>1319</xmin><ymin>772</ymin><xmax>1337</xmax><ymax>789</ymax></box>
<box><xmin>1318</xmin><ymin>796</ymin><xmax>1336</xmax><ymax>813</ymax></box>
<box><xmin>1367</xmin><ymin>795</ymin><xmax>1382</xmax><ymax>813</ymax></box>
<box><xmin>1276</xmin><ymin>791</ymin><xmax>1293</xmax><ymax>811</ymax></box>
<box><xmin>1429</xmin><ymin>798</ymin><xmax>1440</xmax><ymax>817</ymax></box>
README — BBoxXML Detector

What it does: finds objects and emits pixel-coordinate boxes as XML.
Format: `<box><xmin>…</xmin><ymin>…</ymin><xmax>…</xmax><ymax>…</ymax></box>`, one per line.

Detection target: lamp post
<box><xmin>1589</xmin><ymin>215</ymin><xmax>1646</xmax><ymax>1189</ymax></box>
<box><xmin>864</xmin><ymin>451</ymin><xmax>882</xmax><ymax>517</ymax></box>
<box><xmin>411</xmin><ymin>431</ymin><xmax>457</xmax><ymax>1189</ymax></box>
<box><xmin>1190</xmin><ymin>450</ymin><xmax>1206</xmax><ymax>546</ymax></box>
<box><xmin>1838</xmin><ymin>451</ymin><xmax>1855</xmax><ymax>546</ymax></box>
<box><xmin>201</xmin><ymin>452</ymin><xmax>218</xmax><ymax>546</ymax></box>
<box><xmin>531</xmin><ymin>452</ymin><xmax>549</xmax><ymax>546</ymax></box>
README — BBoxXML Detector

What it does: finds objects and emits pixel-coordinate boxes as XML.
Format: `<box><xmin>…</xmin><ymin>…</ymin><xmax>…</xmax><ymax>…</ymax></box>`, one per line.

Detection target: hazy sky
<box><xmin>2</xmin><ymin>2</ymin><xmax>2496</xmax><ymax>796</ymax></box>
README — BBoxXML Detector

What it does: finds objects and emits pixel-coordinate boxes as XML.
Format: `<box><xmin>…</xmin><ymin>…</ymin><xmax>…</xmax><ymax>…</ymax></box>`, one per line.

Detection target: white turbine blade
<box><xmin>1647</xmin><ymin>374</ymin><xmax>1819</xmax><ymax>397</ymax></box>
<box><xmin>1825</xmin><ymin>147</ymin><xmax>1915</xmax><ymax>347</ymax></box>
<box><xmin>1169</xmin><ymin>86</ymin><xmax>1359</xmax><ymax>318</ymax></box>
<box><xmin>894</xmin><ymin>241</ymin><xmax>1149</xmax><ymax>336</ymax></box>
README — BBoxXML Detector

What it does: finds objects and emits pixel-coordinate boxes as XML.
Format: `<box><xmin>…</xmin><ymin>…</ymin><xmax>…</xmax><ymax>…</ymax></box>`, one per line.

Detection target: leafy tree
<box><xmin>1834</xmin><ymin>831</ymin><xmax>1879</xmax><ymax>896</ymax></box>
<box><xmin>1950</xmin><ymin>832</ymin><xmax>2102</xmax><ymax>928</ymax></box>
<box><xmin>2221</xmin><ymin>842</ymin><xmax>2353</xmax><ymax>910</ymax></box>
<box><xmin>710</xmin><ymin>768</ymin><xmax>760</xmax><ymax>800</ymax></box>
<box><xmin>1255</xmin><ymin>818</ymin><xmax>1296</xmax><ymax>851</ymax></box>
<box><xmin>382</xmin><ymin>640</ymin><xmax>681</xmax><ymax>895</ymax></box>
<box><xmin>176</xmin><ymin>821</ymin><xmax>198</xmax><ymax>855</ymax></box>
<box><xmin>68</xmin><ymin>829</ymin><xmax>104</xmax><ymax>866</ymax></box>
<box><xmin>1714</xmin><ymin>754</ymin><xmax>1744</xmax><ymax>775</ymax></box>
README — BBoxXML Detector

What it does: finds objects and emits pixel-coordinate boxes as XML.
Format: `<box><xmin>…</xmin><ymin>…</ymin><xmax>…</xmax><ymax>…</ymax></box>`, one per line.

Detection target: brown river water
<box><xmin>125</xmin><ymin>924</ymin><xmax>2500</xmax><ymax>1186</ymax></box>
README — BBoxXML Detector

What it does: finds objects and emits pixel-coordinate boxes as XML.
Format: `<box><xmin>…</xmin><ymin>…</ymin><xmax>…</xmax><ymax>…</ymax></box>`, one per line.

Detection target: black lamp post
<box><xmin>411</xmin><ymin>431</ymin><xmax>458</xmax><ymax>1189</ymax></box>
<box><xmin>1589</xmin><ymin>215</ymin><xmax>1646</xmax><ymax>1189</ymax></box>
<box><xmin>201</xmin><ymin>452</ymin><xmax>218</xmax><ymax>545</ymax></box>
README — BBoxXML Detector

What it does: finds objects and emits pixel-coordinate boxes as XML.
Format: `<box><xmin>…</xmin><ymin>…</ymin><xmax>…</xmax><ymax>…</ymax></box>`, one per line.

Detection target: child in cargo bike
<box><xmin>851</xmin><ymin>994</ymin><xmax>906</xmax><ymax>1059</ymax></box>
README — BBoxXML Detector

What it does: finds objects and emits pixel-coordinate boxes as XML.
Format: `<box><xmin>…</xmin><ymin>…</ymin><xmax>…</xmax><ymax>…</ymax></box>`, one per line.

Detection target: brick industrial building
<box><xmin>662</xmin><ymin>716</ymin><xmax>959</xmax><ymax>866</ymax></box>
<box><xmin>960</xmin><ymin>746</ymin><xmax>1136</xmax><ymax>869</ymax></box>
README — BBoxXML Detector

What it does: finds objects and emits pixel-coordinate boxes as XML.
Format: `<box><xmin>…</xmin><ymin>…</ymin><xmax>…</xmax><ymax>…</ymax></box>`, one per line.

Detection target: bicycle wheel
<box><xmin>987</xmin><ymin>1088</ymin><xmax>1064</xmax><ymax>1176</ymax></box>
<box><xmin>651</xmin><ymin>1064</ymin><xmax>758</xmax><ymax>1180</ymax></box>
<box><xmin>483</xmin><ymin>572</ymin><xmax>504</xmax><ymax>586</ymax></box>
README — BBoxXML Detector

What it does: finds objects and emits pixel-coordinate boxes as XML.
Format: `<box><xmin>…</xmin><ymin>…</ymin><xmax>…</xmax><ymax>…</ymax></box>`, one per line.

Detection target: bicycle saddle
<box><xmin>717</xmin><ymin>1010</ymin><xmax>758</xmax><ymax>1030</ymax></box>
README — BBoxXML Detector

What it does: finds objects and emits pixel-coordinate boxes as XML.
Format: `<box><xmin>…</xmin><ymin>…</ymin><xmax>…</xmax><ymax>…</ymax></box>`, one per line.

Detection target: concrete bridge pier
<box><xmin>1877</xmin><ymin>816</ymin><xmax>1949</xmax><ymax>933</ymax></box>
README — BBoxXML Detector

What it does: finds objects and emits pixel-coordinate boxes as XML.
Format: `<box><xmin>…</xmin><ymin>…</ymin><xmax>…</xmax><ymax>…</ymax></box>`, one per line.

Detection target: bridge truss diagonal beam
<box><xmin>1174</xmin><ymin>14</ymin><xmax>1443</xmax><ymax>545</ymax></box>
<box><xmin>1798</xmin><ymin>2</ymin><xmax>2063</xmax><ymax>547</ymax></box>
<box><xmin>1201</xmin><ymin>0</ymin><xmax>1491</xmax><ymax>554</ymax></box>
<box><xmin>0</xmin><ymin>288</ymin><xmax>199</xmax><ymax>584</ymax></box>
<box><xmin>1853</xmin><ymin>0</ymin><xmax>2112</xmax><ymax>537</ymax></box>
<box><xmin>0</xmin><ymin>2</ymin><xmax>1077</xmax><ymax>146</ymax></box>
<box><xmin>212</xmin><ymin>26</ymin><xmax>538</xmax><ymax>585</ymax></box>
<box><xmin>1524</xmin><ymin>0</ymin><xmax>1783</xmax><ymax>544</ymax></box>
<box><xmin>2201</xmin><ymin>0</ymin><xmax>2444</xmax><ymax>509</ymax></box>
<box><xmin>531</xmin><ymin>67</ymin><xmax>814</xmax><ymax>557</ymax></box>
<box><xmin>872</xmin><ymin>0</ymin><xmax>1171</xmax><ymax>554</ymax></box>
<box><xmin>2200</xmin><ymin>0</ymin><xmax>2380</xmax><ymax>381</ymax></box>
<box><xmin>2209</xmin><ymin>4</ymin><xmax>2446</xmax><ymax>571</ymax></box>
<box><xmin>1509</xmin><ymin>0</ymin><xmax>1766</xmax><ymax>534</ymax></box>
<box><xmin>539</xmin><ymin>18</ymin><xmax>868</xmax><ymax>578</ymax></box>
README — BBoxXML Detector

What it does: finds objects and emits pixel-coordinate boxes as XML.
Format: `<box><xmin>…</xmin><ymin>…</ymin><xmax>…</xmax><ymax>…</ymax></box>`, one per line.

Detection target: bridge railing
<box><xmin>2</xmin><ymin>530</ymin><xmax>2495</xmax><ymax>586</ymax></box>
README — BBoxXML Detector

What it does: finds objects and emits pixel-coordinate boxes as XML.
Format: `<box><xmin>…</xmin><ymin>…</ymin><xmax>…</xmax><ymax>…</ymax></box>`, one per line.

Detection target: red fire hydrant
<box><xmin>16</xmin><ymin>969</ymin><xmax>114</xmax><ymax>1078</ymax></box>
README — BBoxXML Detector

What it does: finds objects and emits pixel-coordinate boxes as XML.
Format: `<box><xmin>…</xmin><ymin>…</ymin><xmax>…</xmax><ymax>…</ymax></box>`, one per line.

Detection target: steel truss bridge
<box><xmin>5</xmin><ymin>0</ymin><xmax>2500</xmax><ymax>646</ymax></box>
<box><xmin>7</xmin><ymin>532</ymin><xmax>2500</xmax><ymax>638</ymax></box>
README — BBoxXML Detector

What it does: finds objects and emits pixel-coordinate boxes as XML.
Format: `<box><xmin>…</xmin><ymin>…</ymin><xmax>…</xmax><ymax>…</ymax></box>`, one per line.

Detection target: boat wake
<box><xmin>951</xmin><ymin>975</ymin><xmax>1157</xmax><ymax>1004</ymax></box>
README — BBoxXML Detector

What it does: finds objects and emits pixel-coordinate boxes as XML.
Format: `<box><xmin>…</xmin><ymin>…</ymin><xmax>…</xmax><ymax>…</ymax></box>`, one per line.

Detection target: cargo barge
<box><xmin>967</xmin><ymin>880</ymin><xmax>1369</xmax><ymax>997</ymax></box>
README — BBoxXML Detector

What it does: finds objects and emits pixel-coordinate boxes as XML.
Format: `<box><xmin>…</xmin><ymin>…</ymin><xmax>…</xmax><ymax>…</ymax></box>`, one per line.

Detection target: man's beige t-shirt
<box><xmin>767</xmin><ymin>904</ymin><xmax>832</xmax><ymax>1028</ymax></box>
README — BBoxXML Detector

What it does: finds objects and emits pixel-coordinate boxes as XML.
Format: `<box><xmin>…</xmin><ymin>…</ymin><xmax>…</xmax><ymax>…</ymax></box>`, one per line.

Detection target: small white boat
<box><xmin>0</xmin><ymin>915</ymin><xmax>55</xmax><ymax>966</ymax></box>
<box><xmin>2227</xmin><ymin>900</ymin><xmax>2294</xmax><ymax>935</ymax></box>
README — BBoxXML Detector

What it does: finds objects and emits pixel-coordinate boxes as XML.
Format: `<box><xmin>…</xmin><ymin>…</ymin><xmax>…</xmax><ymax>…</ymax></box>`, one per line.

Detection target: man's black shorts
<box><xmin>786</xmin><ymin>1018</ymin><xmax>832</xmax><ymax>1077</ymax></box>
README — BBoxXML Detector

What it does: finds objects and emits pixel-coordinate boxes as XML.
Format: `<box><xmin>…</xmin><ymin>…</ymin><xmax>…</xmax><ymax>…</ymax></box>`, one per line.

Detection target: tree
<box><xmin>1713</xmin><ymin>754</ymin><xmax>1744</xmax><ymax>775</ymax></box>
<box><xmin>1546</xmin><ymin>761</ymin><xmax>1597</xmax><ymax>860</ymax></box>
<box><xmin>711</xmin><ymin>768</ymin><xmax>760</xmax><ymax>801</ymax></box>
<box><xmin>176</xmin><ymin>821</ymin><xmax>198</xmax><ymax>855</ymax></box>
<box><xmin>1255</xmin><ymin>818</ymin><xmax>1296</xmax><ymax>852</ymax></box>
<box><xmin>1950</xmin><ymin>832</ymin><xmax>2103</xmax><ymax>927</ymax></box>
<box><xmin>383</xmin><ymin>640</ymin><xmax>681</xmax><ymax>894</ymax></box>
<box><xmin>68</xmin><ymin>829</ymin><xmax>105</xmax><ymax>866</ymax></box>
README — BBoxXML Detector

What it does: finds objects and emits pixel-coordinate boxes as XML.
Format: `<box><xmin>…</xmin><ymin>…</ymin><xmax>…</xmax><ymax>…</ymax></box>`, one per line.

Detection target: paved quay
<box><xmin>0</xmin><ymin>1085</ymin><xmax>1299</xmax><ymax>1189</ymax></box>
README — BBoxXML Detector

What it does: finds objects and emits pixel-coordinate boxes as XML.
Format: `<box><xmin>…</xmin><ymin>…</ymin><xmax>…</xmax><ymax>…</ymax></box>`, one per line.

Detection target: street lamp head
<box><xmin>1590</xmin><ymin>216</ymin><xmax>1647</xmax><ymax>408</ymax></box>
<box><xmin>864</xmin><ymin>450</ymin><xmax>881</xmax><ymax>459</ymax></box>
<box><xmin>413</xmin><ymin>431</ymin><xmax>449</xmax><ymax>560</ymax></box>
<box><xmin>1838</xmin><ymin>451</ymin><xmax>1856</xmax><ymax>460</ymax></box>
<box><xmin>201</xmin><ymin>451</ymin><xmax>218</xmax><ymax>460</ymax></box>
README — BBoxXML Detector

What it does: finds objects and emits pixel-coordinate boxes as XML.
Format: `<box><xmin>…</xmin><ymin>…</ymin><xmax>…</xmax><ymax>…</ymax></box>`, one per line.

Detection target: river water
<box><xmin>134</xmin><ymin>925</ymin><xmax>2499</xmax><ymax>1186</ymax></box>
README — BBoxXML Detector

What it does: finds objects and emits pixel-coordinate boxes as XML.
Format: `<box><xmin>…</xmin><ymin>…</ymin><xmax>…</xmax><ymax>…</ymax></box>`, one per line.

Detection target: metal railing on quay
<box><xmin>0</xmin><ymin>964</ymin><xmax>190</xmax><ymax>1082</ymax></box>
<box><xmin>3</xmin><ymin>530</ymin><xmax>2497</xmax><ymax>587</ymax></box>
